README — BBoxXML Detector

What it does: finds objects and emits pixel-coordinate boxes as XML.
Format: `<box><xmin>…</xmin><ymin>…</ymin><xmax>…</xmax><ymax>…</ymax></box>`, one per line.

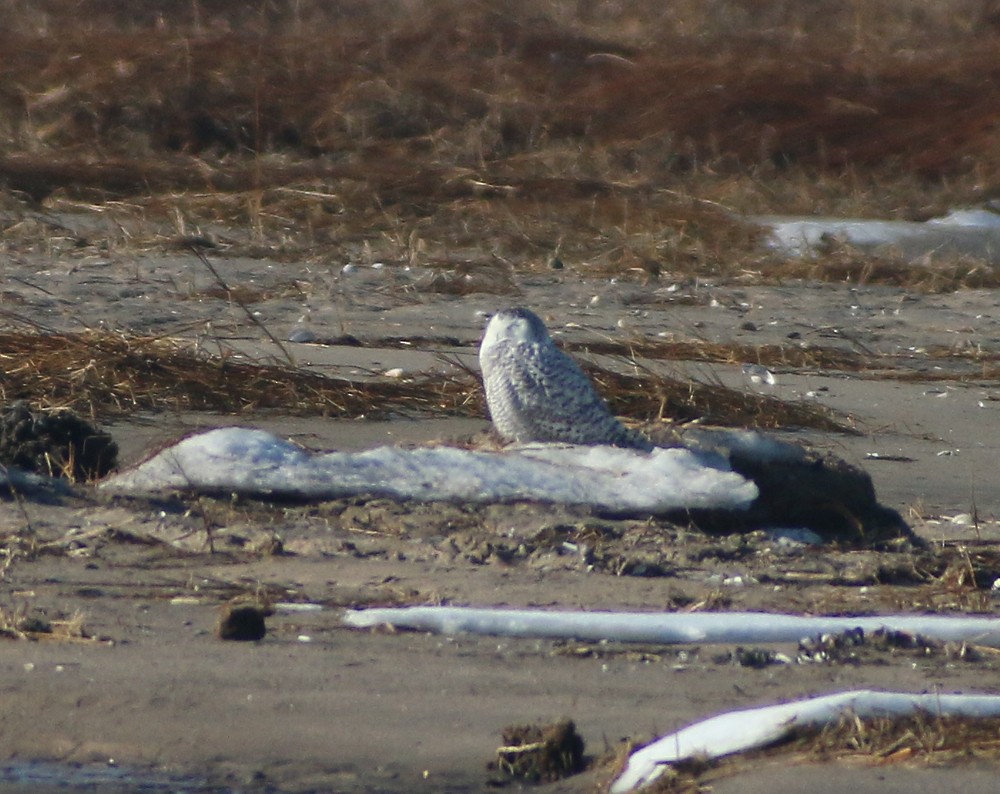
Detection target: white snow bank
<box><xmin>100</xmin><ymin>427</ymin><xmax>757</xmax><ymax>513</ymax></box>
<box><xmin>612</xmin><ymin>689</ymin><xmax>1000</xmax><ymax>792</ymax></box>
<box><xmin>757</xmin><ymin>206</ymin><xmax>1000</xmax><ymax>262</ymax></box>
<box><xmin>342</xmin><ymin>606</ymin><xmax>1000</xmax><ymax>647</ymax></box>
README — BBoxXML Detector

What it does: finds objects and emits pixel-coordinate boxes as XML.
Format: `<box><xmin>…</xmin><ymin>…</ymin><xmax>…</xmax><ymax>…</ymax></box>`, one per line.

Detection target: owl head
<box><xmin>481</xmin><ymin>307</ymin><xmax>551</xmax><ymax>352</ymax></box>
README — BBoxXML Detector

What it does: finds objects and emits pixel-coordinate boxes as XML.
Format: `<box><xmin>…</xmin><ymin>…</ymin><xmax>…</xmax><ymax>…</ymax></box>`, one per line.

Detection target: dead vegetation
<box><xmin>794</xmin><ymin>711</ymin><xmax>1000</xmax><ymax>765</ymax></box>
<box><xmin>494</xmin><ymin>719</ymin><xmax>586</xmax><ymax>783</ymax></box>
<box><xmin>0</xmin><ymin>600</ymin><xmax>94</xmax><ymax>642</ymax></box>
<box><xmin>0</xmin><ymin>0</ymin><xmax>999</xmax><ymax>287</ymax></box>
<box><xmin>0</xmin><ymin>330</ymin><xmax>476</xmax><ymax>419</ymax></box>
<box><xmin>0</xmin><ymin>329</ymin><xmax>854</xmax><ymax>434</ymax></box>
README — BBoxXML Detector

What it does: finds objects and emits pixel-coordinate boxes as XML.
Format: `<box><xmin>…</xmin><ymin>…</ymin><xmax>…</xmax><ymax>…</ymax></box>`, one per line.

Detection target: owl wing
<box><xmin>515</xmin><ymin>342</ymin><xmax>627</xmax><ymax>443</ymax></box>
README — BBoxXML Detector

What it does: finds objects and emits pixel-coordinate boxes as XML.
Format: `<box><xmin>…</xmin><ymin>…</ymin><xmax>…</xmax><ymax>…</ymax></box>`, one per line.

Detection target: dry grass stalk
<box><xmin>572</xmin><ymin>338</ymin><xmax>867</xmax><ymax>371</ymax></box>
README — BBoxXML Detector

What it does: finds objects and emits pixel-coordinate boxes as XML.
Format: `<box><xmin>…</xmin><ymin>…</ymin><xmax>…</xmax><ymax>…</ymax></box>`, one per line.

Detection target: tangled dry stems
<box><xmin>0</xmin><ymin>330</ymin><xmax>853</xmax><ymax>433</ymax></box>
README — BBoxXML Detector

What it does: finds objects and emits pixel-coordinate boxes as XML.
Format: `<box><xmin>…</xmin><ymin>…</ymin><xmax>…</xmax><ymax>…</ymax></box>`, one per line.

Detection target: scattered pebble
<box><xmin>765</xmin><ymin>527</ymin><xmax>823</xmax><ymax>547</ymax></box>
<box><xmin>741</xmin><ymin>363</ymin><xmax>776</xmax><ymax>386</ymax></box>
<box><xmin>288</xmin><ymin>327</ymin><xmax>316</xmax><ymax>343</ymax></box>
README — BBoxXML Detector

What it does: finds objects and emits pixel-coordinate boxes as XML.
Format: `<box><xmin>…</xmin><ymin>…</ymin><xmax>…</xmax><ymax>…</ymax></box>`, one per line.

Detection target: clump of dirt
<box><xmin>0</xmin><ymin>401</ymin><xmax>118</xmax><ymax>481</ymax></box>
<box><xmin>217</xmin><ymin>603</ymin><xmax>269</xmax><ymax>642</ymax></box>
<box><xmin>494</xmin><ymin>718</ymin><xmax>586</xmax><ymax>783</ymax></box>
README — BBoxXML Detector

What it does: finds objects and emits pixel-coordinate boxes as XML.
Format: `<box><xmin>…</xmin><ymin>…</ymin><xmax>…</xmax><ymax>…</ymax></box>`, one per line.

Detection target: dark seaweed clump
<box><xmin>0</xmin><ymin>401</ymin><xmax>118</xmax><ymax>481</ymax></box>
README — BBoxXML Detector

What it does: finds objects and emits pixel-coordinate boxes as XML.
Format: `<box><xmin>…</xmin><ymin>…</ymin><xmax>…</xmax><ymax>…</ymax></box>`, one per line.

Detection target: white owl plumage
<box><xmin>479</xmin><ymin>307</ymin><xmax>651</xmax><ymax>450</ymax></box>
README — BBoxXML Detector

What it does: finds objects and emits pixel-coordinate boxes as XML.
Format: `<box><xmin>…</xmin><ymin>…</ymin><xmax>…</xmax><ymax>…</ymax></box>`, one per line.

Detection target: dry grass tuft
<box><xmin>0</xmin><ymin>601</ymin><xmax>92</xmax><ymax>642</ymax></box>
<box><xmin>786</xmin><ymin>712</ymin><xmax>1000</xmax><ymax>765</ymax></box>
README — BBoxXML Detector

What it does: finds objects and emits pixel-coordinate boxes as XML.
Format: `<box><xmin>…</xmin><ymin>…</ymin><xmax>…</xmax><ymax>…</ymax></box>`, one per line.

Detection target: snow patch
<box><xmin>757</xmin><ymin>206</ymin><xmax>1000</xmax><ymax>262</ymax></box>
<box><xmin>342</xmin><ymin>606</ymin><xmax>1000</xmax><ymax>647</ymax></box>
<box><xmin>100</xmin><ymin>427</ymin><xmax>758</xmax><ymax>513</ymax></box>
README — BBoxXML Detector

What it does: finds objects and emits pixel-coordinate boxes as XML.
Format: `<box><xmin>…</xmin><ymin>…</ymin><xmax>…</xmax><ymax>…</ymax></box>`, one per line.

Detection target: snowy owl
<box><xmin>479</xmin><ymin>307</ymin><xmax>652</xmax><ymax>450</ymax></box>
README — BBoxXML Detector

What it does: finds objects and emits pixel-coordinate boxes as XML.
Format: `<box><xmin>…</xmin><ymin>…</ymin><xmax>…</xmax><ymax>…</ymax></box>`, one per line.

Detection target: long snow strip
<box><xmin>342</xmin><ymin>606</ymin><xmax>1000</xmax><ymax>648</ymax></box>
<box><xmin>611</xmin><ymin>689</ymin><xmax>1000</xmax><ymax>791</ymax></box>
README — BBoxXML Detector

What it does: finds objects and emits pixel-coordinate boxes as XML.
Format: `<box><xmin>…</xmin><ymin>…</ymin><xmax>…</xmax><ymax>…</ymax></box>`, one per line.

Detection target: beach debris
<box><xmin>217</xmin><ymin>603</ymin><xmax>268</xmax><ymax>642</ymax></box>
<box><xmin>0</xmin><ymin>401</ymin><xmax>117</xmax><ymax>481</ymax></box>
<box><xmin>494</xmin><ymin>719</ymin><xmax>585</xmax><ymax>782</ymax></box>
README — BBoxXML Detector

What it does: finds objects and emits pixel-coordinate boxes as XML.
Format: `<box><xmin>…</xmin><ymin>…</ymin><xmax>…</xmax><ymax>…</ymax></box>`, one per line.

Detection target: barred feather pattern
<box><xmin>479</xmin><ymin>308</ymin><xmax>651</xmax><ymax>450</ymax></box>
